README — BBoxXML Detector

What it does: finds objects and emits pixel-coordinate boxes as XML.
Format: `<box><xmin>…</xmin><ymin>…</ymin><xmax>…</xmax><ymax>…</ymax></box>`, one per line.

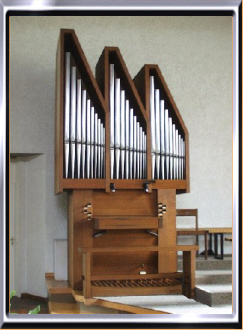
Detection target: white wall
<box><xmin>10</xmin><ymin>155</ymin><xmax>46</xmax><ymax>297</ymax></box>
<box><xmin>9</xmin><ymin>16</ymin><xmax>232</xmax><ymax>296</ymax></box>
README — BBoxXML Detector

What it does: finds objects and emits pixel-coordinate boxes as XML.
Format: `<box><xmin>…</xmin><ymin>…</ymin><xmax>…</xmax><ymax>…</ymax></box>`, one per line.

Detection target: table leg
<box><xmin>214</xmin><ymin>233</ymin><xmax>218</xmax><ymax>259</ymax></box>
<box><xmin>220</xmin><ymin>233</ymin><xmax>224</xmax><ymax>260</ymax></box>
<box><xmin>209</xmin><ymin>233</ymin><xmax>212</xmax><ymax>251</ymax></box>
<box><xmin>204</xmin><ymin>233</ymin><xmax>208</xmax><ymax>260</ymax></box>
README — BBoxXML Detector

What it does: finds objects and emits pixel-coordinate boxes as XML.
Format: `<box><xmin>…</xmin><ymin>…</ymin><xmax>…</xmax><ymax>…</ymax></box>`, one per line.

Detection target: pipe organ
<box><xmin>55</xmin><ymin>29</ymin><xmax>196</xmax><ymax>302</ymax></box>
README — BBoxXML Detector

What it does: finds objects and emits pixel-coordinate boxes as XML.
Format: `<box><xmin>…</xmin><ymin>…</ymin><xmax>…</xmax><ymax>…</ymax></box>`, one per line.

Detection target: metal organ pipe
<box><xmin>109</xmin><ymin>64</ymin><xmax>147</xmax><ymax>180</ymax></box>
<box><xmin>150</xmin><ymin>75</ymin><xmax>186</xmax><ymax>180</ymax></box>
<box><xmin>64</xmin><ymin>52</ymin><xmax>105</xmax><ymax>179</ymax></box>
<box><xmin>70</xmin><ymin>66</ymin><xmax>77</xmax><ymax>179</ymax></box>
<box><xmin>114</xmin><ymin>78</ymin><xmax>121</xmax><ymax>179</ymax></box>
<box><xmin>76</xmin><ymin>79</ymin><xmax>82</xmax><ymax>179</ymax></box>
<box><xmin>64</xmin><ymin>52</ymin><xmax>71</xmax><ymax>179</ymax></box>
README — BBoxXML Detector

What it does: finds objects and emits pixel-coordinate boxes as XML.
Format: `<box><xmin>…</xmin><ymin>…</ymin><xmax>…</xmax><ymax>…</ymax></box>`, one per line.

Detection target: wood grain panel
<box><xmin>92</xmin><ymin>252</ymin><xmax>158</xmax><ymax>276</ymax></box>
<box><xmin>93</xmin><ymin>229</ymin><xmax>157</xmax><ymax>248</ymax></box>
<box><xmin>93</xmin><ymin>190</ymin><xmax>157</xmax><ymax>216</ymax></box>
<box><xmin>93</xmin><ymin>217</ymin><xmax>159</xmax><ymax>230</ymax></box>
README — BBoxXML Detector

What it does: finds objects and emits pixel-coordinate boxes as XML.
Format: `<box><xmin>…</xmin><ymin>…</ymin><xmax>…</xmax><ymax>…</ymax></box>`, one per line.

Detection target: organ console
<box><xmin>55</xmin><ymin>29</ymin><xmax>196</xmax><ymax>303</ymax></box>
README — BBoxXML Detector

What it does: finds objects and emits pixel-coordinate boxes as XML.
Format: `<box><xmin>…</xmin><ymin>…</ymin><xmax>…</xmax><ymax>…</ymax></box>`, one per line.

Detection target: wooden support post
<box><xmin>182</xmin><ymin>250</ymin><xmax>196</xmax><ymax>299</ymax></box>
<box><xmin>83</xmin><ymin>251</ymin><xmax>91</xmax><ymax>299</ymax></box>
<box><xmin>68</xmin><ymin>190</ymin><xmax>93</xmax><ymax>289</ymax></box>
<box><xmin>157</xmin><ymin>189</ymin><xmax>177</xmax><ymax>273</ymax></box>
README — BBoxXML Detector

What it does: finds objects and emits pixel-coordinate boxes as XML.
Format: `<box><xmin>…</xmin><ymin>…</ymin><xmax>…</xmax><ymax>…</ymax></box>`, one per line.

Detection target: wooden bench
<box><xmin>200</xmin><ymin>227</ymin><xmax>232</xmax><ymax>260</ymax></box>
<box><xmin>80</xmin><ymin>245</ymin><xmax>198</xmax><ymax>300</ymax></box>
<box><xmin>176</xmin><ymin>209</ymin><xmax>209</xmax><ymax>260</ymax></box>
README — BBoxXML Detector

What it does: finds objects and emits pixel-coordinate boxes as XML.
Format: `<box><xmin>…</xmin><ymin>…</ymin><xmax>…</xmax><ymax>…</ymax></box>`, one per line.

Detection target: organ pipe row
<box><xmin>150</xmin><ymin>76</ymin><xmax>185</xmax><ymax>180</ymax></box>
<box><xmin>110</xmin><ymin>64</ymin><xmax>147</xmax><ymax>180</ymax></box>
<box><xmin>63</xmin><ymin>53</ymin><xmax>186</xmax><ymax>181</ymax></box>
<box><xmin>64</xmin><ymin>52</ymin><xmax>105</xmax><ymax>179</ymax></box>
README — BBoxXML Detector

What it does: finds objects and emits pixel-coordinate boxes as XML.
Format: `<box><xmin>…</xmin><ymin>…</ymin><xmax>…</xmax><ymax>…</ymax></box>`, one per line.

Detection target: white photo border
<box><xmin>0</xmin><ymin>0</ymin><xmax>241</xmax><ymax>328</ymax></box>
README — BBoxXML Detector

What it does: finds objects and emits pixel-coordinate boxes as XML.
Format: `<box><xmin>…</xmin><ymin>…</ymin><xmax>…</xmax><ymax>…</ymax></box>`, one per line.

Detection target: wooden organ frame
<box><xmin>55</xmin><ymin>29</ymin><xmax>197</xmax><ymax>301</ymax></box>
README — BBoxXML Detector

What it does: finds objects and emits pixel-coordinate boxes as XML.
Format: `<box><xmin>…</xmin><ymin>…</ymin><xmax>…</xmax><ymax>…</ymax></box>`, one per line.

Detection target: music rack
<box><xmin>55</xmin><ymin>29</ymin><xmax>196</xmax><ymax>301</ymax></box>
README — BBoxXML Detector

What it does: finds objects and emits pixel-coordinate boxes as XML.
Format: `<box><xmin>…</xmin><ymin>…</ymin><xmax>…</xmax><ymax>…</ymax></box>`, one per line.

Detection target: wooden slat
<box><xmin>200</xmin><ymin>227</ymin><xmax>232</xmax><ymax>234</ymax></box>
<box><xmin>90</xmin><ymin>272</ymin><xmax>182</xmax><ymax>281</ymax></box>
<box><xmin>93</xmin><ymin>217</ymin><xmax>159</xmax><ymax>230</ymax></box>
<box><xmin>63</xmin><ymin>179</ymin><xmax>106</xmax><ymax>190</ymax></box>
<box><xmin>93</xmin><ymin>229</ymin><xmax>157</xmax><ymax>248</ymax></box>
<box><xmin>91</xmin><ymin>284</ymin><xmax>182</xmax><ymax>297</ymax></box>
<box><xmin>80</xmin><ymin>245</ymin><xmax>198</xmax><ymax>253</ymax></box>
<box><xmin>177</xmin><ymin>229</ymin><xmax>208</xmax><ymax>235</ymax></box>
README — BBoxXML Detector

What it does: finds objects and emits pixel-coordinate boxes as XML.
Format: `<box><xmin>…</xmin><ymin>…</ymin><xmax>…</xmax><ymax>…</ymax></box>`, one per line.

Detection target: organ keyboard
<box><xmin>55</xmin><ymin>29</ymin><xmax>195</xmax><ymax>303</ymax></box>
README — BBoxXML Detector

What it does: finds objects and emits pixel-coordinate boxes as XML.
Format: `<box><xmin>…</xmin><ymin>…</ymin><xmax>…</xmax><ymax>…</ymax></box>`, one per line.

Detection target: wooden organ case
<box><xmin>55</xmin><ymin>29</ymin><xmax>197</xmax><ymax>301</ymax></box>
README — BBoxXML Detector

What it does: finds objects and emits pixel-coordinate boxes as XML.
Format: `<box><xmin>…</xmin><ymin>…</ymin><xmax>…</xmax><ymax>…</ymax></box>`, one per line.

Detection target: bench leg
<box><xmin>182</xmin><ymin>250</ymin><xmax>196</xmax><ymax>299</ymax></box>
<box><xmin>83</xmin><ymin>252</ymin><xmax>91</xmax><ymax>299</ymax></box>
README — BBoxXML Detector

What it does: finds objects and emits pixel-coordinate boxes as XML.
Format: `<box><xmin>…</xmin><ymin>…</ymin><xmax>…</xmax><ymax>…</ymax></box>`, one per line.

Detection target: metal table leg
<box><xmin>214</xmin><ymin>233</ymin><xmax>218</xmax><ymax>259</ymax></box>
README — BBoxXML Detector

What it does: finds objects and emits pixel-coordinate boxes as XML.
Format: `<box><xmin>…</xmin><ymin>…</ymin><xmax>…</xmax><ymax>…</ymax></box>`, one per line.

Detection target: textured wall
<box><xmin>10</xmin><ymin>16</ymin><xmax>232</xmax><ymax>295</ymax></box>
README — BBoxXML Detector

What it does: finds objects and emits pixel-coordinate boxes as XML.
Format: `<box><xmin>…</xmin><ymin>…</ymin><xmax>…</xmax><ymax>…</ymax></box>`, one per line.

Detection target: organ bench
<box><xmin>55</xmin><ymin>29</ymin><xmax>197</xmax><ymax>303</ymax></box>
